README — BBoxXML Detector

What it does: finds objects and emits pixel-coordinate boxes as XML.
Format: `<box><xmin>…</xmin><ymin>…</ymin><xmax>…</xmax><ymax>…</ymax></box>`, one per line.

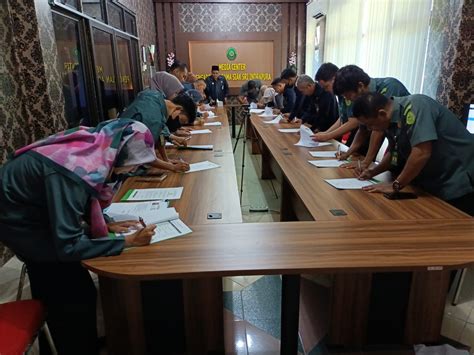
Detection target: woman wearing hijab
<box><xmin>0</xmin><ymin>118</ymin><xmax>157</xmax><ymax>354</ymax></box>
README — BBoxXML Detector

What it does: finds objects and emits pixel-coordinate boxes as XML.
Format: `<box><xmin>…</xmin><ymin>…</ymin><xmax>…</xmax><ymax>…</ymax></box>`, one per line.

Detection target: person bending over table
<box><xmin>238</xmin><ymin>79</ymin><xmax>264</xmax><ymax>105</ymax></box>
<box><xmin>353</xmin><ymin>92</ymin><xmax>474</xmax><ymax>216</ymax></box>
<box><xmin>168</xmin><ymin>60</ymin><xmax>188</xmax><ymax>84</ymax></box>
<box><xmin>325</xmin><ymin>65</ymin><xmax>410</xmax><ymax>169</ymax></box>
<box><xmin>296</xmin><ymin>74</ymin><xmax>339</xmax><ymax>132</ymax></box>
<box><xmin>310</xmin><ymin>62</ymin><xmax>363</xmax><ymax>148</ymax></box>
<box><xmin>280</xmin><ymin>68</ymin><xmax>306</xmax><ymax>123</ymax></box>
<box><xmin>0</xmin><ymin>119</ymin><xmax>158</xmax><ymax>354</ymax></box>
<box><xmin>150</xmin><ymin>71</ymin><xmax>184</xmax><ymax>100</ymax></box>
<box><xmin>120</xmin><ymin>90</ymin><xmax>196</xmax><ymax>172</ymax></box>
<box><xmin>259</xmin><ymin>77</ymin><xmax>285</xmax><ymax>110</ymax></box>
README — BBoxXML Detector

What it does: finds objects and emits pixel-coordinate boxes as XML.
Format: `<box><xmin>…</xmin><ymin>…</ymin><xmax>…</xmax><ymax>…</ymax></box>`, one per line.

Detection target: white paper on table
<box><xmin>308</xmin><ymin>159</ymin><xmax>347</xmax><ymax>168</ymax></box>
<box><xmin>294</xmin><ymin>125</ymin><xmax>320</xmax><ymax>148</ymax></box>
<box><xmin>165</xmin><ymin>141</ymin><xmax>174</xmax><ymax>147</ymax></box>
<box><xmin>278</xmin><ymin>128</ymin><xmax>300</xmax><ymax>133</ymax></box>
<box><xmin>263</xmin><ymin>114</ymin><xmax>283</xmax><ymax>124</ymax></box>
<box><xmin>204</xmin><ymin>121</ymin><xmax>221</xmax><ymax>126</ymax></box>
<box><xmin>310</xmin><ymin>142</ymin><xmax>333</xmax><ymax>147</ymax></box>
<box><xmin>105</xmin><ymin>201</ymin><xmax>169</xmax><ymax>219</ymax></box>
<box><xmin>249</xmin><ymin>102</ymin><xmax>257</xmax><ymax>109</ymax></box>
<box><xmin>206</xmin><ymin>111</ymin><xmax>216</xmax><ymax>118</ymax></box>
<box><xmin>106</xmin><ymin>203</ymin><xmax>179</xmax><ymax>225</ymax></box>
<box><xmin>122</xmin><ymin>187</ymin><xmax>184</xmax><ymax>201</ymax></box>
<box><xmin>151</xmin><ymin>219</ymin><xmax>192</xmax><ymax>244</ymax></box>
<box><xmin>250</xmin><ymin>109</ymin><xmax>265</xmax><ymax>114</ymax></box>
<box><xmin>309</xmin><ymin>151</ymin><xmax>338</xmax><ymax>158</ymax></box>
<box><xmin>324</xmin><ymin>178</ymin><xmax>377</xmax><ymax>190</ymax></box>
<box><xmin>185</xmin><ymin>161</ymin><xmax>220</xmax><ymax>173</ymax></box>
<box><xmin>190</xmin><ymin>129</ymin><xmax>212</xmax><ymax>135</ymax></box>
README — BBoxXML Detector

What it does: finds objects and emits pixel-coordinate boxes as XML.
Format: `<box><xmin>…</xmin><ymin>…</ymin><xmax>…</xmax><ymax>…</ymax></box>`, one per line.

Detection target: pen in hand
<box><xmin>139</xmin><ymin>216</ymin><xmax>147</xmax><ymax>228</ymax></box>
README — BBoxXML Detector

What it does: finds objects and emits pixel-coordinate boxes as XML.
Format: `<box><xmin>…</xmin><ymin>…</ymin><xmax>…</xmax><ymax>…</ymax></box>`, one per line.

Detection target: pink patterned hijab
<box><xmin>14</xmin><ymin>119</ymin><xmax>157</xmax><ymax>237</ymax></box>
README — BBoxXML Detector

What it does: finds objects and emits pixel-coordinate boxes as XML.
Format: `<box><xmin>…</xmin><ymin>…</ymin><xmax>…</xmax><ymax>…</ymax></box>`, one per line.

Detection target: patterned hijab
<box><xmin>14</xmin><ymin>118</ymin><xmax>157</xmax><ymax>237</ymax></box>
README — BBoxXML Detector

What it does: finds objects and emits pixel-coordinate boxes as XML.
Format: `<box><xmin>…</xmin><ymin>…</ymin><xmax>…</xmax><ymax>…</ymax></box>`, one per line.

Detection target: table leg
<box><xmin>261</xmin><ymin>141</ymin><xmax>275</xmax><ymax>180</ymax></box>
<box><xmin>99</xmin><ymin>277</ymin><xmax>146</xmax><ymax>355</ymax></box>
<box><xmin>183</xmin><ymin>277</ymin><xmax>224</xmax><ymax>354</ymax></box>
<box><xmin>328</xmin><ymin>273</ymin><xmax>372</xmax><ymax>347</ymax></box>
<box><xmin>404</xmin><ymin>270</ymin><xmax>450</xmax><ymax>344</ymax></box>
<box><xmin>281</xmin><ymin>274</ymin><xmax>301</xmax><ymax>355</ymax></box>
<box><xmin>231</xmin><ymin>106</ymin><xmax>236</xmax><ymax>138</ymax></box>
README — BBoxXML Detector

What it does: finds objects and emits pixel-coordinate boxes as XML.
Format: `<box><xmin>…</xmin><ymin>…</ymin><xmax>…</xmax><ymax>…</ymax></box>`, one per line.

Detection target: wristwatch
<box><xmin>392</xmin><ymin>179</ymin><xmax>402</xmax><ymax>193</ymax></box>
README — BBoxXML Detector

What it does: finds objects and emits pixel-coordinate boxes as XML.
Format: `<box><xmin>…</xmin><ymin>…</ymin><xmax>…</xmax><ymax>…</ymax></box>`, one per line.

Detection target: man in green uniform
<box><xmin>353</xmin><ymin>92</ymin><xmax>474</xmax><ymax>216</ymax></box>
<box><xmin>120</xmin><ymin>90</ymin><xmax>196</xmax><ymax>172</ymax></box>
<box><xmin>319</xmin><ymin>65</ymin><xmax>410</xmax><ymax>170</ymax></box>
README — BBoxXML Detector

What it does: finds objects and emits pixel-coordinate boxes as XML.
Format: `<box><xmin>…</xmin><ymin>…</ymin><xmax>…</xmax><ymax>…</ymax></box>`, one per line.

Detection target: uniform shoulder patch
<box><xmin>380</xmin><ymin>87</ymin><xmax>388</xmax><ymax>95</ymax></box>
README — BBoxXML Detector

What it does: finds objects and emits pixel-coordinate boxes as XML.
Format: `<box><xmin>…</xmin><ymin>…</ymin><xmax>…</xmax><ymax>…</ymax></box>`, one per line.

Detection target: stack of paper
<box><xmin>204</xmin><ymin>121</ymin><xmax>222</xmax><ymax>126</ymax></box>
<box><xmin>295</xmin><ymin>126</ymin><xmax>319</xmax><ymax>148</ymax></box>
<box><xmin>121</xmin><ymin>187</ymin><xmax>183</xmax><ymax>201</ymax></box>
<box><xmin>309</xmin><ymin>151</ymin><xmax>338</xmax><ymax>158</ymax></box>
<box><xmin>308</xmin><ymin>159</ymin><xmax>347</xmax><ymax>168</ymax></box>
<box><xmin>250</xmin><ymin>109</ymin><xmax>265</xmax><ymax>114</ymax></box>
<box><xmin>186</xmin><ymin>161</ymin><xmax>220</xmax><ymax>173</ymax></box>
<box><xmin>259</xmin><ymin>106</ymin><xmax>275</xmax><ymax>118</ymax></box>
<box><xmin>206</xmin><ymin>111</ymin><xmax>216</xmax><ymax>118</ymax></box>
<box><xmin>263</xmin><ymin>114</ymin><xmax>283</xmax><ymax>124</ymax></box>
<box><xmin>278</xmin><ymin>128</ymin><xmax>300</xmax><ymax>133</ymax></box>
<box><xmin>190</xmin><ymin>129</ymin><xmax>212</xmax><ymax>135</ymax></box>
<box><xmin>105</xmin><ymin>201</ymin><xmax>179</xmax><ymax>225</ymax></box>
<box><xmin>325</xmin><ymin>178</ymin><xmax>377</xmax><ymax>190</ymax></box>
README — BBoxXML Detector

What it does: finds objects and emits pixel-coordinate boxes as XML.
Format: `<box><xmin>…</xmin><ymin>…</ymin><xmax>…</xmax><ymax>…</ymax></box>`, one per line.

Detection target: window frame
<box><xmin>49</xmin><ymin>0</ymin><xmax>142</xmax><ymax>124</ymax></box>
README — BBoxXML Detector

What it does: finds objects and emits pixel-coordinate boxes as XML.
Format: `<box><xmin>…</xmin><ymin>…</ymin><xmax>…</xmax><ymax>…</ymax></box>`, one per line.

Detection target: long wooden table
<box><xmin>248</xmin><ymin>114</ymin><xmax>471</xmax><ymax>348</ymax></box>
<box><xmin>91</xmin><ymin>108</ymin><xmax>242</xmax><ymax>355</ymax></box>
<box><xmin>83</xmin><ymin>111</ymin><xmax>472</xmax><ymax>355</ymax></box>
<box><xmin>249</xmin><ymin>115</ymin><xmax>469</xmax><ymax>221</ymax></box>
<box><xmin>84</xmin><ymin>220</ymin><xmax>474</xmax><ymax>354</ymax></box>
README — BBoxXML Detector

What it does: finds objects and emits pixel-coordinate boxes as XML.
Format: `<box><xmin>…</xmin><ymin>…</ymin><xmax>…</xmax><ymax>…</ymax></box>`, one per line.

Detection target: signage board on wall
<box><xmin>189</xmin><ymin>41</ymin><xmax>274</xmax><ymax>88</ymax></box>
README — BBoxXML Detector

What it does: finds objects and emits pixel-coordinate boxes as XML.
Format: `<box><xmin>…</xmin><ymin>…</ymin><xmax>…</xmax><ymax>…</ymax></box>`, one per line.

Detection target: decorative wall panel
<box><xmin>179</xmin><ymin>3</ymin><xmax>282</xmax><ymax>33</ymax></box>
<box><xmin>422</xmin><ymin>0</ymin><xmax>473</xmax><ymax>117</ymax></box>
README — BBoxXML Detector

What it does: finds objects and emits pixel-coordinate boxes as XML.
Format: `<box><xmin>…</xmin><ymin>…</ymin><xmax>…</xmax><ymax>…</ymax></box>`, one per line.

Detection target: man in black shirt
<box><xmin>281</xmin><ymin>68</ymin><xmax>305</xmax><ymax>122</ymax></box>
<box><xmin>296</xmin><ymin>75</ymin><xmax>339</xmax><ymax>132</ymax></box>
<box><xmin>204</xmin><ymin>65</ymin><xmax>229</xmax><ymax>104</ymax></box>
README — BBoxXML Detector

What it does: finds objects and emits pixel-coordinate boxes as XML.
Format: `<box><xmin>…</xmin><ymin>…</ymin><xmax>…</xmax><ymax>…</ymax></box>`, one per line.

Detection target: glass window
<box><xmin>59</xmin><ymin>0</ymin><xmax>78</xmax><ymax>10</ymax></box>
<box><xmin>92</xmin><ymin>27</ymin><xmax>120</xmax><ymax>120</ymax></box>
<box><xmin>52</xmin><ymin>12</ymin><xmax>90</xmax><ymax>127</ymax></box>
<box><xmin>107</xmin><ymin>2</ymin><xmax>124</xmax><ymax>30</ymax></box>
<box><xmin>116</xmin><ymin>36</ymin><xmax>136</xmax><ymax>108</ymax></box>
<box><xmin>83</xmin><ymin>0</ymin><xmax>104</xmax><ymax>21</ymax></box>
<box><xmin>124</xmin><ymin>12</ymin><xmax>136</xmax><ymax>35</ymax></box>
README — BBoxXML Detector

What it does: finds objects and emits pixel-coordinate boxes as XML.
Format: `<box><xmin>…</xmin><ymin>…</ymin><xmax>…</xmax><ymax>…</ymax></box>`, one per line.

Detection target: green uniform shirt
<box><xmin>339</xmin><ymin>77</ymin><xmax>410</xmax><ymax>123</ymax></box>
<box><xmin>387</xmin><ymin>95</ymin><xmax>474</xmax><ymax>200</ymax></box>
<box><xmin>120</xmin><ymin>89</ymin><xmax>170</xmax><ymax>143</ymax></box>
<box><xmin>0</xmin><ymin>152</ymin><xmax>125</xmax><ymax>262</ymax></box>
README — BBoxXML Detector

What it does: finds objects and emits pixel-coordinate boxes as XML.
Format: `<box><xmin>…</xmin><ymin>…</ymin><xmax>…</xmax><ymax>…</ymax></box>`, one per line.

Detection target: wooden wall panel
<box><xmin>297</xmin><ymin>2</ymin><xmax>306</xmax><ymax>73</ymax></box>
<box><xmin>155</xmin><ymin>3</ymin><xmax>166</xmax><ymax>71</ymax></box>
<box><xmin>281</xmin><ymin>2</ymin><xmax>290</xmax><ymax>72</ymax></box>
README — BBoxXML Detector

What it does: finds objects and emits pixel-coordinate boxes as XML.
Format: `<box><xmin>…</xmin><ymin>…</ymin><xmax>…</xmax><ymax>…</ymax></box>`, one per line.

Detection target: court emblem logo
<box><xmin>226</xmin><ymin>47</ymin><xmax>237</xmax><ymax>61</ymax></box>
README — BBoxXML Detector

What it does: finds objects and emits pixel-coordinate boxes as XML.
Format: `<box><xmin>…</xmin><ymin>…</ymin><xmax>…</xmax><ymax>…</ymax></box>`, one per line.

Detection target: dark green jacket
<box><xmin>0</xmin><ymin>152</ymin><xmax>124</xmax><ymax>262</ymax></box>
